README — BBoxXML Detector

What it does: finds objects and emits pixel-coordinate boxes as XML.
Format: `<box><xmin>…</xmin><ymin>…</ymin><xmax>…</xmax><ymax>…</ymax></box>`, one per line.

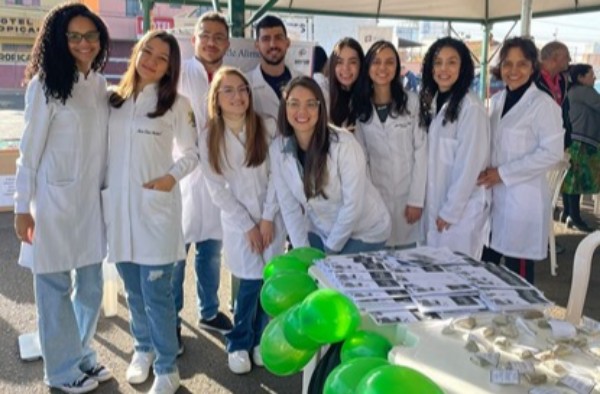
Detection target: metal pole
<box><xmin>228</xmin><ymin>0</ymin><xmax>245</xmax><ymax>38</ymax></box>
<box><xmin>520</xmin><ymin>0</ymin><xmax>533</xmax><ymax>37</ymax></box>
<box><xmin>142</xmin><ymin>0</ymin><xmax>153</xmax><ymax>33</ymax></box>
<box><xmin>479</xmin><ymin>21</ymin><xmax>490</xmax><ymax>100</ymax></box>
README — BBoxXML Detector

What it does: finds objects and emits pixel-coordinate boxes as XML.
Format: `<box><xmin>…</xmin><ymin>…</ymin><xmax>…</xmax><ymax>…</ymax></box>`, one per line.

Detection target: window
<box><xmin>125</xmin><ymin>0</ymin><xmax>140</xmax><ymax>17</ymax></box>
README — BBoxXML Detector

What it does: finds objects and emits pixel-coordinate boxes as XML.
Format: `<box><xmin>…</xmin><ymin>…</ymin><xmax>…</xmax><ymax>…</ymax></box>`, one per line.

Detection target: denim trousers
<box><xmin>117</xmin><ymin>262</ymin><xmax>178</xmax><ymax>375</ymax></box>
<box><xmin>172</xmin><ymin>239</ymin><xmax>222</xmax><ymax>326</ymax></box>
<box><xmin>308</xmin><ymin>232</ymin><xmax>387</xmax><ymax>254</ymax></box>
<box><xmin>34</xmin><ymin>263</ymin><xmax>103</xmax><ymax>386</ymax></box>
<box><xmin>225</xmin><ymin>277</ymin><xmax>268</xmax><ymax>353</ymax></box>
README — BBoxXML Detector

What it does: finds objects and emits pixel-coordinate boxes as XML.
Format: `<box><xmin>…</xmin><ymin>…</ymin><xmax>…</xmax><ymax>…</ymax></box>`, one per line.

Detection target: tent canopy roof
<box><xmin>173</xmin><ymin>0</ymin><xmax>600</xmax><ymax>23</ymax></box>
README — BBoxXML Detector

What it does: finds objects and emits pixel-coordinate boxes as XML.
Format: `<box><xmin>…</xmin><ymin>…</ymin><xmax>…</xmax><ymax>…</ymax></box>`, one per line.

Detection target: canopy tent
<box><xmin>148</xmin><ymin>0</ymin><xmax>600</xmax><ymax>23</ymax></box>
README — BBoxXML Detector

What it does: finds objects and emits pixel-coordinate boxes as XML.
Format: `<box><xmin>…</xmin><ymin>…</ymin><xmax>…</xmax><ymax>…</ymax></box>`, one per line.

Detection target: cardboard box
<box><xmin>0</xmin><ymin>147</ymin><xmax>18</xmax><ymax>212</ymax></box>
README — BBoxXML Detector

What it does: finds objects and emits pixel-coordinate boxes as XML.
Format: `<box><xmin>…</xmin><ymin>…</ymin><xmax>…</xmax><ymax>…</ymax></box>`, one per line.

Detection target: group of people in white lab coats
<box><xmin>13</xmin><ymin>2</ymin><xmax>565</xmax><ymax>393</ymax></box>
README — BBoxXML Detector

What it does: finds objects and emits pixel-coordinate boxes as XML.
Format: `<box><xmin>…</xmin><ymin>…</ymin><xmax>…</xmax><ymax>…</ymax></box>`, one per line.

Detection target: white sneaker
<box><xmin>252</xmin><ymin>346</ymin><xmax>263</xmax><ymax>367</ymax></box>
<box><xmin>126</xmin><ymin>351</ymin><xmax>155</xmax><ymax>384</ymax></box>
<box><xmin>149</xmin><ymin>371</ymin><xmax>180</xmax><ymax>394</ymax></box>
<box><xmin>228</xmin><ymin>350</ymin><xmax>251</xmax><ymax>374</ymax></box>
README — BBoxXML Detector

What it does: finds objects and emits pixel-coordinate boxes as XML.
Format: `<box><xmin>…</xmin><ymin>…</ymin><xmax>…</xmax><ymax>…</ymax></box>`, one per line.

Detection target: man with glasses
<box><xmin>174</xmin><ymin>11</ymin><xmax>233</xmax><ymax>355</ymax></box>
<box><xmin>248</xmin><ymin>15</ymin><xmax>299</xmax><ymax>132</ymax></box>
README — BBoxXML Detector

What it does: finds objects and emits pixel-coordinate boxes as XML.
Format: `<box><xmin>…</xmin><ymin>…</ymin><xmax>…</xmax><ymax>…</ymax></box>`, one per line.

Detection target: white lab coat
<box><xmin>178</xmin><ymin>57</ymin><xmax>222</xmax><ymax>243</ymax></box>
<box><xmin>247</xmin><ymin>65</ymin><xmax>300</xmax><ymax>134</ymax></box>
<box><xmin>14</xmin><ymin>73</ymin><xmax>108</xmax><ymax>274</ymax></box>
<box><xmin>270</xmin><ymin>127</ymin><xmax>391</xmax><ymax>252</ymax></box>
<box><xmin>103</xmin><ymin>84</ymin><xmax>198</xmax><ymax>265</ymax></box>
<box><xmin>424</xmin><ymin>92</ymin><xmax>490</xmax><ymax>260</ymax></box>
<box><xmin>355</xmin><ymin>92</ymin><xmax>428</xmax><ymax>246</ymax></box>
<box><xmin>201</xmin><ymin>126</ymin><xmax>285</xmax><ymax>279</ymax></box>
<box><xmin>489</xmin><ymin>84</ymin><xmax>564</xmax><ymax>260</ymax></box>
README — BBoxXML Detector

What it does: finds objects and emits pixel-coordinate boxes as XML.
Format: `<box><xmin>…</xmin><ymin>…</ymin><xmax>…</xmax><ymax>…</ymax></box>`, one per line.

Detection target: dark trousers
<box><xmin>481</xmin><ymin>246</ymin><xmax>535</xmax><ymax>284</ymax></box>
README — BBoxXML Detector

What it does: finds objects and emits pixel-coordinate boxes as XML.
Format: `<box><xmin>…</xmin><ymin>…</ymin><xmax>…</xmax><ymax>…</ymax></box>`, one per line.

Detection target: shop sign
<box><xmin>0</xmin><ymin>16</ymin><xmax>40</xmax><ymax>37</ymax></box>
<box><xmin>0</xmin><ymin>50</ymin><xmax>30</xmax><ymax>64</ymax></box>
<box><xmin>135</xmin><ymin>16</ymin><xmax>174</xmax><ymax>36</ymax></box>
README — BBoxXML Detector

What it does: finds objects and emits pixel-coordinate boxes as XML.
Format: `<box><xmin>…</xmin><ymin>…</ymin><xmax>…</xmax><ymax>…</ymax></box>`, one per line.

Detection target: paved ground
<box><xmin>1</xmin><ymin>101</ymin><xmax>600</xmax><ymax>393</ymax></box>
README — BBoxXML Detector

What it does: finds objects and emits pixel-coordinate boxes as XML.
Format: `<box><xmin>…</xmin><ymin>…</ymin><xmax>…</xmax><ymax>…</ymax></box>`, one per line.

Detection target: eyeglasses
<box><xmin>218</xmin><ymin>85</ymin><xmax>250</xmax><ymax>99</ymax></box>
<box><xmin>198</xmin><ymin>33</ymin><xmax>228</xmax><ymax>45</ymax></box>
<box><xmin>66</xmin><ymin>31</ymin><xmax>100</xmax><ymax>43</ymax></box>
<box><xmin>286</xmin><ymin>99</ymin><xmax>320</xmax><ymax>111</ymax></box>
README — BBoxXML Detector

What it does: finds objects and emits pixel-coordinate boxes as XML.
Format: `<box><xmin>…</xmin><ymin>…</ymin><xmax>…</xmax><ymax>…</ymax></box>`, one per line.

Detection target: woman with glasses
<box><xmin>327</xmin><ymin>37</ymin><xmax>364</xmax><ymax>130</ymax></box>
<box><xmin>271</xmin><ymin>76</ymin><xmax>391</xmax><ymax>254</ymax></box>
<box><xmin>14</xmin><ymin>3</ymin><xmax>111</xmax><ymax>393</ymax></box>
<box><xmin>354</xmin><ymin>40</ymin><xmax>427</xmax><ymax>249</ymax></box>
<box><xmin>201</xmin><ymin>66</ymin><xmax>285</xmax><ymax>374</ymax></box>
<box><xmin>103</xmin><ymin>30</ymin><xmax>197</xmax><ymax>394</ymax></box>
<box><xmin>419</xmin><ymin>37</ymin><xmax>490</xmax><ymax>260</ymax></box>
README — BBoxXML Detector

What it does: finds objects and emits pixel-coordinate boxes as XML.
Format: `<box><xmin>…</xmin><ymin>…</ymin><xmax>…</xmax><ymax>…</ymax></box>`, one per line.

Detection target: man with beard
<box><xmin>248</xmin><ymin>15</ymin><xmax>299</xmax><ymax>132</ymax></box>
<box><xmin>173</xmin><ymin>11</ymin><xmax>233</xmax><ymax>356</ymax></box>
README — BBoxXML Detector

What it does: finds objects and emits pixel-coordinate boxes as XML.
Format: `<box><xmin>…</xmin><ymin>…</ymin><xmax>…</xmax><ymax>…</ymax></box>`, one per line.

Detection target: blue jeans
<box><xmin>117</xmin><ymin>262</ymin><xmax>178</xmax><ymax>375</ymax></box>
<box><xmin>225</xmin><ymin>278</ymin><xmax>269</xmax><ymax>353</ymax></box>
<box><xmin>172</xmin><ymin>240</ymin><xmax>222</xmax><ymax>326</ymax></box>
<box><xmin>308</xmin><ymin>232</ymin><xmax>386</xmax><ymax>254</ymax></box>
<box><xmin>34</xmin><ymin>263</ymin><xmax>103</xmax><ymax>386</ymax></box>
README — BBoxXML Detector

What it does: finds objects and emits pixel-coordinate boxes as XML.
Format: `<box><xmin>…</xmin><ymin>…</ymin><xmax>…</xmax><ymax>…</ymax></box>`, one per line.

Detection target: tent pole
<box><xmin>479</xmin><ymin>21</ymin><xmax>490</xmax><ymax>99</ymax></box>
<box><xmin>521</xmin><ymin>0</ymin><xmax>533</xmax><ymax>37</ymax></box>
<box><xmin>229</xmin><ymin>0</ymin><xmax>245</xmax><ymax>37</ymax></box>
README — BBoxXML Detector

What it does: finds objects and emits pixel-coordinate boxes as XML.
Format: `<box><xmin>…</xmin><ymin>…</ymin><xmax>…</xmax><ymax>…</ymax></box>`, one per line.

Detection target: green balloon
<box><xmin>356</xmin><ymin>365</ymin><xmax>444</xmax><ymax>394</ymax></box>
<box><xmin>299</xmin><ymin>289</ymin><xmax>361</xmax><ymax>344</ymax></box>
<box><xmin>323</xmin><ymin>357</ymin><xmax>389</xmax><ymax>394</ymax></box>
<box><xmin>263</xmin><ymin>254</ymin><xmax>309</xmax><ymax>281</ymax></box>
<box><xmin>340</xmin><ymin>330</ymin><xmax>392</xmax><ymax>363</ymax></box>
<box><xmin>260</xmin><ymin>272</ymin><xmax>318</xmax><ymax>317</ymax></box>
<box><xmin>286</xmin><ymin>247</ymin><xmax>326</xmax><ymax>266</ymax></box>
<box><xmin>259</xmin><ymin>311</ymin><xmax>316</xmax><ymax>376</ymax></box>
<box><xmin>283</xmin><ymin>304</ymin><xmax>320</xmax><ymax>350</ymax></box>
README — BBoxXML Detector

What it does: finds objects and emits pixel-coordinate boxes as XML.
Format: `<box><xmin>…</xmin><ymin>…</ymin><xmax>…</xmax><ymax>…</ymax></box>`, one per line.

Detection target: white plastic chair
<box><xmin>565</xmin><ymin>231</ymin><xmax>600</xmax><ymax>325</ymax></box>
<box><xmin>547</xmin><ymin>157</ymin><xmax>571</xmax><ymax>276</ymax></box>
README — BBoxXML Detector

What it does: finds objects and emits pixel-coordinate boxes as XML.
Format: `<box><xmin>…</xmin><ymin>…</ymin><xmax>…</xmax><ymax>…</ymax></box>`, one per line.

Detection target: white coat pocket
<box><xmin>438</xmin><ymin>137</ymin><xmax>458</xmax><ymax>165</ymax></box>
<box><xmin>141</xmin><ymin>188</ymin><xmax>174</xmax><ymax>228</ymax></box>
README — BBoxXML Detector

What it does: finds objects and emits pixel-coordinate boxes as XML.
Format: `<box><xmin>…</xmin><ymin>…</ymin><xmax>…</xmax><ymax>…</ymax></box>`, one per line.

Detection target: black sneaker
<box><xmin>83</xmin><ymin>363</ymin><xmax>112</xmax><ymax>383</ymax></box>
<box><xmin>55</xmin><ymin>374</ymin><xmax>98</xmax><ymax>394</ymax></box>
<box><xmin>176</xmin><ymin>326</ymin><xmax>184</xmax><ymax>357</ymax></box>
<box><xmin>199</xmin><ymin>311</ymin><xmax>233</xmax><ymax>334</ymax></box>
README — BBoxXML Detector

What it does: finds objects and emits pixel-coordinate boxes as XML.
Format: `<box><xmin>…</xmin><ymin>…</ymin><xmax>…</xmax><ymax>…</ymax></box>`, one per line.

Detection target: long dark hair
<box><xmin>419</xmin><ymin>37</ymin><xmax>474</xmax><ymax>128</ymax></box>
<box><xmin>277</xmin><ymin>76</ymin><xmax>333</xmax><ymax>199</ymax></box>
<box><xmin>328</xmin><ymin>37</ymin><xmax>364</xmax><ymax>128</ymax></box>
<box><xmin>24</xmin><ymin>2</ymin><xmax>109</xmax><ymax>104</ymax></box>
<box><xmin>109</xmin><ymin>30</ymin><xmax>181</xmax><ymax>118</ymax></box>
<box><xmin>355</xmin><ymin>40</ymin><xmax>408</xmax><ymax>123</ymax></box>
<box><xmin>207</xmin><ymin>67</ymin><xmax>268</xmax><ymax>174</ymax></box>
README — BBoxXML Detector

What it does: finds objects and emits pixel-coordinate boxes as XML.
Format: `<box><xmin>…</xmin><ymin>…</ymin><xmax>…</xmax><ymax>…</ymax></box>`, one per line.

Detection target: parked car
<box><xmin>471</xmin><ymin>74</ymin><xmax>505</xmax><ymax>97</ymax></box>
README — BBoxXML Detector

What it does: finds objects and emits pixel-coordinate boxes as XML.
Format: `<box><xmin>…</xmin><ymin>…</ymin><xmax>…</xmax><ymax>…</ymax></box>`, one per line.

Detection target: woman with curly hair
<box><xmin>419</xmin><ymin>37</ymin><xmax>490</xmax><ymax>260</ymax></box>
<box><xmin>103</xmin><ymin>30</ymin><xmax>197</xmax><ymax>394</ymax></box>
<box><xmin>14</xmin><ymin>2</ymin><xmax>111</xmax><ymax>393</ymax></box>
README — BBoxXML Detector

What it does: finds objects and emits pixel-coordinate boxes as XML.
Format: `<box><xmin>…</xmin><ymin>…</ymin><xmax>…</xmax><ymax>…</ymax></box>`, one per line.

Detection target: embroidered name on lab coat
<box><xmin>137</xmin><ymin>129</ymin><xmax>162</xmax><ymax>136</ymax></box>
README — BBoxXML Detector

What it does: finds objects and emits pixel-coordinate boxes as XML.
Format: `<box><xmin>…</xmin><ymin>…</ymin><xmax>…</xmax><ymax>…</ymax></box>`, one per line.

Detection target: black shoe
<box><xmin>554</xmin><ymin>242</ymin><xmax>566</xmax><ymax>255</ymax></box>
<box><xmin>83</xmin><ymin>364</ymin><xmax>112</xmax><ymax>383</ymax></box>
<box><xmin>55</xmin><ymin>374</ymin><xmax>98</xmax><ymax>394</ymax></box>
<box><xmin>199</xmin><ymin>311</ymin><xmax>233</xmax><ymax>334</ymax></box>
<box><xmin>566</xmin><ymin>217</ymin><xmax>595</xmax><ymax>233</ymax></box>
<box><xmin>176</xmin><ymin>326</ymin><xmax>184</xmax><ymax>357</ymax></box>
<box><xmin>559</xmin><ymin>211</ymin><xmax>569</xmax><ymax>223</ymax></box>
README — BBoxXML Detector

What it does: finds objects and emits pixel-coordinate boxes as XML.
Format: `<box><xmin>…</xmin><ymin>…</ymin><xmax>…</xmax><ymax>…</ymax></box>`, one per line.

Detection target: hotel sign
<box><xmin>0</xmin><ymin>16</ymin><xmax>40</xmax><ymax>38</ymax></box>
